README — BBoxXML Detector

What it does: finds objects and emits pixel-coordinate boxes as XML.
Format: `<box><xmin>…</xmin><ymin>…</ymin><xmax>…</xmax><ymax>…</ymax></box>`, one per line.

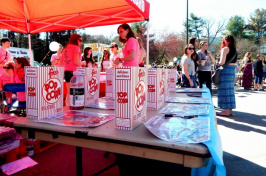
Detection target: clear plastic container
<box><xmin>69</xmin><ymin>71</ymin><xmax>85</xmax><ymax>110</ymax></box>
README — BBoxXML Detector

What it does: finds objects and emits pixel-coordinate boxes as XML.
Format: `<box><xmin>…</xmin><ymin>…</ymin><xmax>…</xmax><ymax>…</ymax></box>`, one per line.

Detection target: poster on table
<box><xmin>147</xmin><ymin>68</ymin><xmax>165</xmax><ymax>110</ymax></box>
<box><xmin>115</xmin><ymin>67</ymin><xmax>147</xmax><ymax>130</ymax></box>
<box><xmin>25</xmin><ymin>66</ymin><xmax>64</xmax><ymax>119</ymax></box>
<box><xmin>76</xmin><ymin>67</ymin><xmax>100</xmax><ymax>106</ymax></box>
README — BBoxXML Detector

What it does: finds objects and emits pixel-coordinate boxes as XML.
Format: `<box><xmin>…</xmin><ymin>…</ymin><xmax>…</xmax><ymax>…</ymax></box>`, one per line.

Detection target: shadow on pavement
<box><xmin>224</xmin><ymin>151</ymin><xmax>266</xmax><ymax>176</ymax></box>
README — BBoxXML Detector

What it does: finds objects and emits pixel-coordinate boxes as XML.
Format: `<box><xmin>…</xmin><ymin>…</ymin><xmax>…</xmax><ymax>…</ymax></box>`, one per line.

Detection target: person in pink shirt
<box><xmin>60</xmin><ymin>33</ymin><xmax>84</xmax><ymax>106</ymax></box>
<box><xmin>0</xmin><ymin>38</ymin><xmax>12</xmax><ymax>76</ymax></box>
<box><xmin>14</xmin><ymin>57</ymin><xmax>31</xmax><ymax>103</ymax></box>
<box><xmin>113</xmin><ymin>23</ymin><xmax>139</xmax><ymax>67</ymax></box>
<box><xmin>50</xmin><ymin>44</ymin><xmax>63</xmax><ymax>66</ymax></box>
<box><xmin>0</xmin><ymin>62</ymin><xmax>15</xmax><ymax>113</ymax></box>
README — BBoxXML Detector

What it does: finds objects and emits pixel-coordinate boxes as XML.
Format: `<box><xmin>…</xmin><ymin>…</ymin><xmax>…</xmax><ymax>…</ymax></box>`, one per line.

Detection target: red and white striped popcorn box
<box><xmin>105</xmin><ymin>69</ymin><xmax>115</xmax><ymax>99</ymax></box>
<box><xmin>168</xmin><ymin>69</ymin><xmax>177</xmax><ymax>92</ymax></box>
<box><xmin>115</xmin><ymin>67</ymin><xmax>147</xmax><ymax>130</ymax></box>
<box><xmin>76</xmin><ymin>67</ymin><xmax>100</xmax><ymax>106</ymax></box>
<box><xmin>147</xmin><ymin>68</ymin><xmax>165</xmax><ymax>110</ymax></box>
<box><xmin>25</xmin><ymin>66</ymin><xmax>64</xmax><ymax>119</ymax></box>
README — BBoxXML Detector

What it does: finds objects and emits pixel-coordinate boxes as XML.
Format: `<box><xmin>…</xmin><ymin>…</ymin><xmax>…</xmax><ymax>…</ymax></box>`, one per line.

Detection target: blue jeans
<box><xmin>255</xmin><ymin>72</ymin><xmax>263</xmax><ymax>84</ymax></box>
<box><xmin>182</xmin><ymin>75</ymin><xmax>197</xmax><ymax>88</ymax></box>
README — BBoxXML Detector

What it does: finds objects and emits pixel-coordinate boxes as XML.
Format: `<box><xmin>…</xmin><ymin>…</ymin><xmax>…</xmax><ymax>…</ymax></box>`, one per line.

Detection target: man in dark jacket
<box><xmin>253</xmin><ymin>54</ymin><xmax>264</xmax><ymax>91</ymax></box>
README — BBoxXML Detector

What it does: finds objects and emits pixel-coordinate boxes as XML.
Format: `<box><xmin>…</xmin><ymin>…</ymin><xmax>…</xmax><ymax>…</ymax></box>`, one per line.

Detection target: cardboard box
<box><xmin>167</xmin><ymin>69</ymin><xmax>177</xmax><ymax>92</ymax></box>
<box><xmin>105</xmin><ymin>69</ymin><xmax>115</xmax><ymax>99</ymax></box>
<box><xmin>115</xmin><ymin>67</ymin><xmax>147</xmax><ymax>130</ymax></box>
<box><xmin>76</xmin><ymin>67</ymin><xmax>100</xmax><ymax>106</ymax></box>
<box><xmin>25</xmin><ymin>67</ymin><xmax>64</xmax><ymax>119</ymax></box>
<box><xmin>147</xmin><ymin>68</ymin><xmax>165</xmax><ymax>110</ymax></box>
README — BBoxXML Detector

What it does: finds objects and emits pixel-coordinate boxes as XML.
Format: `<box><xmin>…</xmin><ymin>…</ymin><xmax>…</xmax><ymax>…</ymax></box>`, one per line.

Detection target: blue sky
<box><xmin>85</xmin><ymin>0</ymin><xmax>265</xmax><ymax>37</ymax></box>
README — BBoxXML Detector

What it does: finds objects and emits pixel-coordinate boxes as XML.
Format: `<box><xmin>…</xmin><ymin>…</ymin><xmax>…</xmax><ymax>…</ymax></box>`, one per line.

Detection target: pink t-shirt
<box><xmin>122</xmin><ymin>37</ymin><xmax>139</xmax><ymax>67</ymax></box>
<box><xmin>14</xmin><ymin>68</ymin><xmax>26</xmax><ymax>102</ymax></box>
<box><xmin>50</xmin><ymin>53</ymin><xmax>62</xmax><ymax>66</ymax></box>
<box><xmin>62</xmin><ymin>44</ymin><xmax>82</xmax><ymax>71</ymax></box>
<box><xmin>0</xmin><ymin>49</ymin><xmax>12</xmax><ymax>75</ymax></box>
<box><xmin>0</xmin><ymin>73</ymin><xmax>14</xmax><ymax>86</ymax></box>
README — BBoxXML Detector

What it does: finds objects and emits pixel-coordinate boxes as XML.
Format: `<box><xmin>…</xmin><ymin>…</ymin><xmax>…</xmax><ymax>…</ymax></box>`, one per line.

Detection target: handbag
<box><xmin>212</xmin><ymin>51</ymin><xmax>238</xmax><ymax>86</ymax></box>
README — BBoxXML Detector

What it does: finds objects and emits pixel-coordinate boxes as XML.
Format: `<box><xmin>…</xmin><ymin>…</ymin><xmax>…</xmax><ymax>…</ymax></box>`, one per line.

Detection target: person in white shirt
<box><xmin>109</xmin><ymin>43</ymin><xmax>122</xmax><ymax>68</ymax></box>
<box><xmin>50</xmin><ymin>44</ymin><xmax>63</xmax><ymax>66</ymax></box>
<box><xmin>136</xmin><ymin>37</ymin><xmax>146</xmax><ymax>67</ymax></box>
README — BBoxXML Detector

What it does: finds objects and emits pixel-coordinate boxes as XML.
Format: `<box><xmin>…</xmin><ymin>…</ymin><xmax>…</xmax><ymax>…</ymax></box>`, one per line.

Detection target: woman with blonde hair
<box><xmin>242</xmin><ymin>52</ymin><xmax>253</xmax><ymax>90</ymax></box>
<box><xmin>100</xmin><ymin>49</ymin><xmax>110</xmax><ymax>72</ymax></box>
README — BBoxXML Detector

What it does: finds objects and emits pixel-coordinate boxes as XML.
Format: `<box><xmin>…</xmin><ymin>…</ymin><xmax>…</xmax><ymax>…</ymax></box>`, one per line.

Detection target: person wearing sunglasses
<box><xmin>113</xmin><ymin>23</ymin><xmax>139</xmax><ymax>67</ymax></box>
<box><xmin>109</xmin><ymin>42</ymin><xmax>122</xmax><ymax>69</ymax></box>
<box><xmin>60</xmin><ymin>33</ymin><xmax>84</xmax><ymax>106</ymax></box>
<box><xmin>100</xmin><ymin>50</ymin><xmax>110</xmax><ymax>72</ymax></box>
<box><xmin>0</xmin><ymin>62</ymin><xmax>15</xmax><ymax>113</ymax></box>
<box><xmin>0</xmin><ymin>38</ymin><xmax>12</xmax><ymax>76</ymax></box>
<box><xmin>181</xmin><ymin>44</ymin><xmax>197</xmax><ymax>88</ymax></box>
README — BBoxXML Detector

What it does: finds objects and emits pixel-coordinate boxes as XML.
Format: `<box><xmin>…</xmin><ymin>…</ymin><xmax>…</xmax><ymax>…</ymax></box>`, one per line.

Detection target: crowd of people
<box><xmin>0</xmin><ymin>24</ymin><xmax>265</xmax><ymax>118</ymax></box>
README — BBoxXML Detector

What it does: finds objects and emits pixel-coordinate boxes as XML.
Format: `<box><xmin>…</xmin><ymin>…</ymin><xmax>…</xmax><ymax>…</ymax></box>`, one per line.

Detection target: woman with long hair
<box><xmin>196</xmin><ymin>41</ymin><xmax>215</xmax><ymax>94</ymax></box>
<box><xmin>109</xmin><ymin>42</ymin><xmax>122</xmax><ymax>68</ymax></box>
<box><xmin>82</xmin><ymin>47</ymin><xmax>95</xmax><ymax>67</ymax></box>
<box><xmin>216</xmin><ymin>35</ymin><xmax>238</xmax><ymax>117</ymax></box>
<box><xmin>181</xmin><ymin>44</ymin><xmax>196</xmax><ymax>88</ymax></box>
<box><xmin>113</xmin><ymin>23</ymin><xmax>139</xmax><ymax>67</ymax></box>
<box><xmin>100</xmin><ymin>49</ymin><xmax>110</xmax><ymax>72</ymax></box>
<box><xmin>242</xmin><ymin>52</ymin><xmax>253</xmax><ymax>90</ymax></box>
<box><xmin>60</xmin><ymin>33</ymin><xmax>84</xmax><ymax>106</ymax></box>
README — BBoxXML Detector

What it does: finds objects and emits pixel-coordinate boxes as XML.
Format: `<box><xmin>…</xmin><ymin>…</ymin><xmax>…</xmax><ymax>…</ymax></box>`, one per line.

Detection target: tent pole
<box><xmin>28</xmin><ymin>33</ymin><xmax>33</xmax><ymax>66</ymax></box>
<box><xmin>146</xmin><ymin>21</ymin><xmax>149</xmax><ymax>68</ymax></box>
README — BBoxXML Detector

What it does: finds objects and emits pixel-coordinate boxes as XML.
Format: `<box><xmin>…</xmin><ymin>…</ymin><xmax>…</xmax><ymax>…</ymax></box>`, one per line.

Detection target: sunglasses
<box><xmin>187</xmin><ymin>47</ymin><xmax>194</xmax><ymax>50</ymax></box>
<box><xmin>3</xmin><ymin>66</ymin><xmax>11</xmax><ymax>69</ymax></box>
<box><xmin>110</xmin><ymin>46</ymin><xmax>115</xmax><ymax>48</ymax></box>
<box><xmin>78</xmin><ymin>39</ymin><xmax>82</xmax><ymax>42</ymax></box>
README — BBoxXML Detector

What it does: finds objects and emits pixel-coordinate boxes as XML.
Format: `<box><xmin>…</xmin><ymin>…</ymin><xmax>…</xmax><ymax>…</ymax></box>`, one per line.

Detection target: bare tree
<box><xmin>236</xmin><ymin>37</ymin><xmax>258</xmax><ymax>60</ymax></box>
<box><xmin>204</xmin><ymin>19</ymin><xmax>226</xmax><ymax>47</ymax></box>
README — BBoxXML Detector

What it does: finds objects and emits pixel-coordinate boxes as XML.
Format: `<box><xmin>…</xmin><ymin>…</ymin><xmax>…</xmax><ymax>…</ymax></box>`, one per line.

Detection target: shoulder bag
<box><xmin>212</xmin><ymin>51</ymin><xmax>238</xmax><ymax>86</ymax></box>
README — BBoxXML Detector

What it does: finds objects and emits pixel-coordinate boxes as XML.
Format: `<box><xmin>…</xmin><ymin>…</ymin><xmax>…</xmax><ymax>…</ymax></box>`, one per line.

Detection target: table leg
<box><xmin>76</xmin><ymin>146</ymin><xmax>82</xmax><ymax>176</ymax></box>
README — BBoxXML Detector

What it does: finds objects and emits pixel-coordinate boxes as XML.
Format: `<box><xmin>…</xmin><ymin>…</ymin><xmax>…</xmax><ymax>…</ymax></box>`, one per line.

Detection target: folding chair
<box><xmin>1</xmin><ymin>83</ymin><xmax>26</xmax><ymax>116</ymax></box>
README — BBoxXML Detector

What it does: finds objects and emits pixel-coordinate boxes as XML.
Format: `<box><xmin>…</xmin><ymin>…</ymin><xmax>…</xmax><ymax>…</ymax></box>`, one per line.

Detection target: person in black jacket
<box><xmin>253</xmin><ymin>54</ymin><xmax>264</xmax><ymax>91</ymax></box>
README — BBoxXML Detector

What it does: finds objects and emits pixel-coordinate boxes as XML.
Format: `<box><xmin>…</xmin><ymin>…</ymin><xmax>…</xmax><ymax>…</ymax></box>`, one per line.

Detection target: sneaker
<box><xmin>259</xmin><ymin>89</ymin><xmax>264</xmax><ymax>91</ymax></box>
<box><xmin>254</xmin><ymin>89</ymin><xmax>258</xmax><ymax>91</ymax></box>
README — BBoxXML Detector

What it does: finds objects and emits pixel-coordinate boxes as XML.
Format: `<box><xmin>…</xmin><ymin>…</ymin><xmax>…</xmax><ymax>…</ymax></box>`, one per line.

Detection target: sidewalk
<box><xmin>212</xmin><ymin>86</ymin><xmax>266</xmax><ymax>176</ymax></box>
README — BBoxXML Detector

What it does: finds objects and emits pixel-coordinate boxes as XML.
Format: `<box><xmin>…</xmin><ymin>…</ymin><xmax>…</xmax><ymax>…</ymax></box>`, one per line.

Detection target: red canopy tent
<box><xmin>0</xmin><ymin>0</ymin><xmax>150</xmax><ymax>65</ymax></box>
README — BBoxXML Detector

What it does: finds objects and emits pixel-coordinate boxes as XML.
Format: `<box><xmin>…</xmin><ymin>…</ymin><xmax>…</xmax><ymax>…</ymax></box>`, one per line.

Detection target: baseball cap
<box><xmin>1</xmin><ymin>37</ymin><xmax>11</xmax><ymax>43</ymax></box>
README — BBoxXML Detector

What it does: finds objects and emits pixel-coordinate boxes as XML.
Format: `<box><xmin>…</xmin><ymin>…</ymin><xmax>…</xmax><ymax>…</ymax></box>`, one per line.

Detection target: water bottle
<box><xmin>69</xmin><ymin>71</ymin><xmax>85</xmax><ymax>110</ymax></box>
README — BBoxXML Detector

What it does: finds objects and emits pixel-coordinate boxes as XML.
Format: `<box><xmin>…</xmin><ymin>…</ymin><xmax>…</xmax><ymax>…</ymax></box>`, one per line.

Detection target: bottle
<box><xmin>26</xmin><ymin>139</ymin><xmax>34</xmax><ymax>157</ymax></box>
<box><xmin>69</xmin><ymin>71</ymin><xmax>85</xmax><ymax>110</ymax></box>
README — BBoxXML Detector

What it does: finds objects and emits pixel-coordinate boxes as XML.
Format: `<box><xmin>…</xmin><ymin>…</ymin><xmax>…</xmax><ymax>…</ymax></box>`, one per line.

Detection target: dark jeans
<box><xmin>181</xmin><ymin>75</ymin><xmax>197</xmax><ymax>88</ymax></box>
<box><xmin>198</xmin><ymin>71</ymin><xmax>212</xmax><ymax>94</ymax></box>
<box><xmin>255</xmin><ymin>72</ymin><xmax>263</xmax><ymax>84</ymax></box>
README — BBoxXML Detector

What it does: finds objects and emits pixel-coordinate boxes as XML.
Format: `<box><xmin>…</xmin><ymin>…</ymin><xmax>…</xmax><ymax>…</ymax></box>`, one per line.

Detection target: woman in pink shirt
<box><xmin>0</xmin><ymin>62</ymin><xmax>15</xmax><ymax>112</ymax></box>
<box><xmin>113</xmin><ymin>23</ymin><xmax>139</xmax><ymax>67</ymax></box>
<box><xmin>60</xmin><ymin>33</ymin><xmax>84</xmax><ymax>106</ymax></box>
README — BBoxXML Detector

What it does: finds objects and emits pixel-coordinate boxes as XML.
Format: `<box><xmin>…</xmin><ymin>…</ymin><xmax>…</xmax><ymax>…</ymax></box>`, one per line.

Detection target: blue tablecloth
<box><xmin>191</xmin><ymin>87</ymin><xmax>226</xmax><ymax>176</ymax></box>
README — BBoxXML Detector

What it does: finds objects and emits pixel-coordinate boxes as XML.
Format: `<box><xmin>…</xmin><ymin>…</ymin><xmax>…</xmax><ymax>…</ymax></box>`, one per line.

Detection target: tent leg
<box><xmin>146</xmin><ymin>21</ymin><xmax>149</xmax><ymax>68</ymax></box>
<box><xmin>28</xmin><ymin>34</ymin><xmax>34</xmax><ymax>66</ymax></box>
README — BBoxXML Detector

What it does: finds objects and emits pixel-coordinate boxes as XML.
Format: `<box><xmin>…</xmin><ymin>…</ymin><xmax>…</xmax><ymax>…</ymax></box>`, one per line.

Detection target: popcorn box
<box><xmin>147</xmin><ymin>68</ymin><xmax>165</xmax><ymax>110</ymax></box>
<box><xmin>115</xmin><ymin>67</ymin><xmax>147</xmax><ymax>130</ymax></box>
<box><xmin>76</xmin><ymin>67</ymin><xmax>100</xmax><ymax>106</ymax></box>
<box><xmin>105</xmin><ymin>69</ymin><xmax>115</xmax><ymax>99</ymax></box>
<box><xmin>168</xmin><ymin>69</ymin><xmax>177</xmax><ymax>92</ymax></box>
<box><xmin>25</xmin><ymin>66</ymin><xmax>64</xmax><ymax>119</ymax></box>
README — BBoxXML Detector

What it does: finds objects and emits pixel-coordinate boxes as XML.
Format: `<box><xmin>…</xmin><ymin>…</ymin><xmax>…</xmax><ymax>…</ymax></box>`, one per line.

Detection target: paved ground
<box><xmin>212</xmin><ymin>85</ymin><xmax>266</xmax><ymax>176</ymax></box>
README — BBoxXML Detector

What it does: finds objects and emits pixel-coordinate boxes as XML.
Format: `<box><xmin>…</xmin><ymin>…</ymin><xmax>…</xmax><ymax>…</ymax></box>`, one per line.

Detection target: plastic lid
<box><xmin>73</xmin><ymin>71</ymin><xmax>81</xmax><ymax>76</ymax></box>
